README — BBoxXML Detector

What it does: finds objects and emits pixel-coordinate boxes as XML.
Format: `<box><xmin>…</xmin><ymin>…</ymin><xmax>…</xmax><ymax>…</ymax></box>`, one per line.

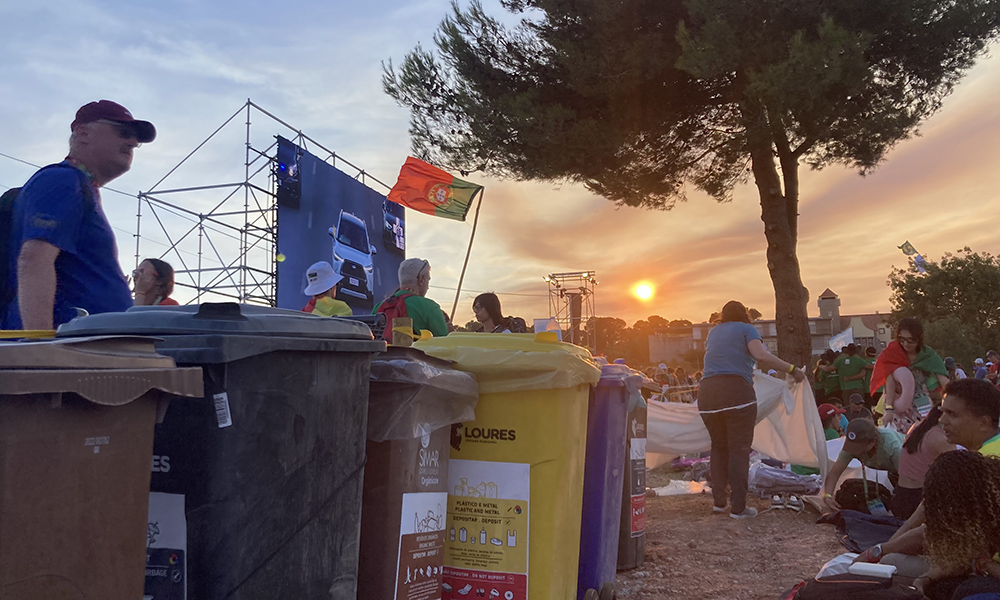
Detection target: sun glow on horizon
<box><xmin>633</xmin><ymin>282</ymin><xmax>654</xmax><ymax>302</ymax></box>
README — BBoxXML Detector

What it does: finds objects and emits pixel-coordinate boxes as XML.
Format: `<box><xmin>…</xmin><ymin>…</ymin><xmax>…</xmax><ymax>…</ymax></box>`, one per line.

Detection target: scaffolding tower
<box><xmin>134</xmin><ymin>99</ymin><xmax>390</xmax><ymax>305</ymax></box>
<box><xmin>544</xmin><ymin>271</ymin><xmax>597</xmax><ymax>349</ymax></box>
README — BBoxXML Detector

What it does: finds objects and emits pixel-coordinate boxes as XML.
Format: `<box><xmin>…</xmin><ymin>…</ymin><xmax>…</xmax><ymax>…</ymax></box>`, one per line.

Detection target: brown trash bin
<box><xmin>359</xmin><ymin>346</ymin><xmax>478</xmax><ymax>600</ymax></box>
<box><xmin>0</xmin><ymin>336</ymin><xmax>204</xmax><ymax>600</ymax></box>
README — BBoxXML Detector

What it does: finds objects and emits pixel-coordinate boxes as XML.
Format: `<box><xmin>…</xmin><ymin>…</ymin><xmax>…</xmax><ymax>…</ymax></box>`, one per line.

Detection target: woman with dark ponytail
<box><xmin>894</xmin><ymin>406</ymin><xmax>955</xmax><ymax>519</ymax></box>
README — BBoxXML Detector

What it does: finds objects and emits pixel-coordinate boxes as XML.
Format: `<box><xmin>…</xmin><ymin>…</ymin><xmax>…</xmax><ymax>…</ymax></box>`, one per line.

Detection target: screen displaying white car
<box><xmin>329</xmin><ymin>210</ymin><xmax>377</xmax><ymax>304</ymax></box>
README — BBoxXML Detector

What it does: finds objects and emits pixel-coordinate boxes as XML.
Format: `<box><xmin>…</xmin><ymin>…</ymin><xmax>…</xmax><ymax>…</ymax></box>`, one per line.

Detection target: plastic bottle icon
<box><xmin>480</xmin><ymin>528</ymin><xmax>487</xmax><ymax>545</ymax></box>
<box><xmin>506</xmin><ymin>530</ymin><xmax>517</xmax><ymax>547</ymax></box>
<box><xmin>459</xmin><ymin>527</ymin><xmax>468</xmax><ymax>542</ymax></box>
<box><xmin>450</xmin><ymin>526</ymin><xmax>456</xmax><ymax>542</ymax></box>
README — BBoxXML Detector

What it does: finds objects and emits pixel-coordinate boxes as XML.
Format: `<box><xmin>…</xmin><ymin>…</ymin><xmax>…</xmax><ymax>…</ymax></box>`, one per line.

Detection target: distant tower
<box><xmin>818</xmin><ymin>289</ymin><xmax>841</xmax><ymax>334</ymax></box>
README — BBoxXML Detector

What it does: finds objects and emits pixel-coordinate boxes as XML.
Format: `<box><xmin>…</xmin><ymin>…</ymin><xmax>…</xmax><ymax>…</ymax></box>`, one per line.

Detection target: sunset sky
<box><xmin>2</xmin><ymin>0</ymin><xmax>998</xmax><ymax>328</ymax></box>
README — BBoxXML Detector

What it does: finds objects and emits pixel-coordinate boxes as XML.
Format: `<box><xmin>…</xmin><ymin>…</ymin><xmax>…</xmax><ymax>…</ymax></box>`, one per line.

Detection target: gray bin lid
<box><xmin>57</xmin><ymin>302</ymin><xmax>376</xmax><ymax>339</ymax></box>
<box><xmin>56</xmin><ymin>303</ymin><xmax>386</xmax><ymax>364</ymax></box>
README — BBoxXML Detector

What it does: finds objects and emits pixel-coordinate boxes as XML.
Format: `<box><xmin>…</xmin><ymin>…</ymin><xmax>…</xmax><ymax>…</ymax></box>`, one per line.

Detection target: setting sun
<box><xmin>633</xmin><ymin>282</ymin><xmax>654</xmax><ymax>301</ymax></box>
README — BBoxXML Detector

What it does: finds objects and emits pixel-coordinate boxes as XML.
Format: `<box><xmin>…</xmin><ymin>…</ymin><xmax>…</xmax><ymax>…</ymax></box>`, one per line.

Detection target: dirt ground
<box><xmin>615</xmin><ymin>466</ymin><xmax>845</xmax><ymax>600</ymax></box>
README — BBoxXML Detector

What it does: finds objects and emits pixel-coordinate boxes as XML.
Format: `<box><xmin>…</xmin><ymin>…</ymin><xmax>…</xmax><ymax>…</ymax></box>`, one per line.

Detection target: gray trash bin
<box><xmin>58</xmin><ymin>303</ymin><xmax>385</xmax><ymax>600</ymax></box>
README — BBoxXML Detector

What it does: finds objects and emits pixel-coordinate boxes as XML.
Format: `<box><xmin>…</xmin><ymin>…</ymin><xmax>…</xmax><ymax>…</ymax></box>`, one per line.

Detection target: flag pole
<box><xmin>451</xmin><ymin>189</ymin><xmax>484</xmax><ymax>323</ymax></box>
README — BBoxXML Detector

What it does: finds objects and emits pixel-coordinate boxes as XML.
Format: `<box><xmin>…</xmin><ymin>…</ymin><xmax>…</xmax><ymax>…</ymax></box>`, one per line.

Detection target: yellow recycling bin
<box><xmin>415</xmin><ymin>332</ymin><xmax>601</xmax><ymax>600</ymax></box>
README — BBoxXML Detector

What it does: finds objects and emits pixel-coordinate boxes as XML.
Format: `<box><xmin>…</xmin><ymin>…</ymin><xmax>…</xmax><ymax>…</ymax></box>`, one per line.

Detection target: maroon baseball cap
<box><xmin>71</xmin><ymin>100</ymin><xmax>156</xmax><ymax>143</ymax></box>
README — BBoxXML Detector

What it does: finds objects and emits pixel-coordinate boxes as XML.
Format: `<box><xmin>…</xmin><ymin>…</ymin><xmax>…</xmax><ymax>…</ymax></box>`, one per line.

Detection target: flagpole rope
<box><xmin>451</xmin><ymin>189</ymin><xmax>484</xmax><ymax>323</ymax></box>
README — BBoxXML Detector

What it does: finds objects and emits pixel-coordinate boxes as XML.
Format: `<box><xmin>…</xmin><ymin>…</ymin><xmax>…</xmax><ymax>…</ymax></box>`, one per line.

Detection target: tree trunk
<box><xmin>741</xmin><ymin>98</ymin><xmax>813</xmax><ymax>370</ymax></box>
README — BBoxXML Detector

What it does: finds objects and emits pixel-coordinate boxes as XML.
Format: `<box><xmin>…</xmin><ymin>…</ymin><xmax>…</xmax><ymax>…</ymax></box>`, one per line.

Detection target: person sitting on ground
<box><xmin>374</xmin><ymin>258</ymin><xmax>448</xmax><ymax>338</ymax></box>
<box><xmin>675</xmin><ymin>366</ymin><xmax>695</xmax><ymax>402</ymax></box>
<box><xmin>654</xmin><ymin>363</ymin><xmax>669</xmax><ymax>385</ymax></box>
<box><xmin>954</xmin><ymin>361</ymin><xmax>967</xmax><ymax>380</ymax></box>
<box><xmin>893</xmin><ymin>405</ymin><xmax>955</xmax><ymax>520</ymax></box>
<box><xmin>790</xmin><ymin>403</ymin><xmax>844</xmax><ymax>476</ymax></box>
<box><xmin>301</xmin><ymin>261</ymin><xmax>352</xmax><ymax>317</ymax></box>
<box><xmin>844</xmin><ymin>393</ymin><xmax>874</xmax><ymax>422</ymax></box>
<box><xmin>472</xmin><ymin>292</ymin><xmax>526</xmax><ymax>333</ymax></box>
<box><xmin>132</xmin><ymin>258</ymin><xmax>179</xmax><ymax>306</ymax></box>
<box><xmin>973</xmin><ymin>357</ymin><xmax>987</xmax><ymax>379</ymax></box>
<box><xmin>821</xmin><ymin>418</ymin><xmax>904</xmax><ymax>511</ymax></box>
<box><xmin>854</xmin><ymin>379</ymin><xmax>1000</xmax><ymax>571</ymax></box>
<box><xmin>914</xmin><ymin>450</ymin><xmax>1000</xmax><ymax>600</ymax></box>
<box><xmin>945</xmin><ymin>356</ymin><xmax>966</xmax><ymax>381</ymax></box>
<box><xmin>871</xmin><ymin>318</ymin><xmax>949</xmax><ymax>434</ymax></box>
<box><xmin>987</xmin><ymin>350</ymin><xmax>1000</xmax><ymax>385</ymax></box>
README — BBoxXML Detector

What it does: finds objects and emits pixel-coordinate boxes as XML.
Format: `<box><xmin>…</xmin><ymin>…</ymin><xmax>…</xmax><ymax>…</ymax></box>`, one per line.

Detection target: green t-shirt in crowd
<box><xmin>823</xmin><ymin>367</ymin><xmax>840</xmax><ymax>394</ymax></box>
<box><xmin>836</xmin><ymin>427</ymin><xmax>904</xmax><ymax>473</ymax></box>
<box><xmin>833</xmin><ymin>354</ymin><xmax>867</xmax><ymax>391</ymax></box>
<box><xmin>863</xmin><ymin>357</ymin><xmax>875</xmax><ymax>394</ymax></box>
<box><xmin>374</xmin><ymin>290</ymin><xmax>449</xmax><ymax>338</ymax></box>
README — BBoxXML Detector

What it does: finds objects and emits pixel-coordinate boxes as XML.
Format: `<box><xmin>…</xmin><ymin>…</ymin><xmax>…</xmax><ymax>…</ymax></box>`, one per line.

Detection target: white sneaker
<box><xmin>730</xmin><ymin>507</ymin><xmax>758</xmax><ymax>520</ymax></box>
<box><xmin>712</xmin><ymin>504</ymin><xmax>727</xmax><ymax>513</ymax></box>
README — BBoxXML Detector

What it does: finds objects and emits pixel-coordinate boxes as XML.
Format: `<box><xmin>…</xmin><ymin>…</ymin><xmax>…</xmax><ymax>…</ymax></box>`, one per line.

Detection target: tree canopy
<box><xmin>385</xmin><ymin>0</ymin><xmax>1000</xmax><ymax>365</ymax></box>
<box><xmin>889</xmin><ymin>247</ymin><xmax>1000</xmax><ymax>367</ymax></box>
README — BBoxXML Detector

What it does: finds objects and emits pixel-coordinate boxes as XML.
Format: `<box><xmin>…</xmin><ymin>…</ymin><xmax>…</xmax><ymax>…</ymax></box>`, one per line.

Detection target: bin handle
<box><xmin>193</xmin><ymin>302</ymin><xmax>249</xmax><ymax>321</ymax></box>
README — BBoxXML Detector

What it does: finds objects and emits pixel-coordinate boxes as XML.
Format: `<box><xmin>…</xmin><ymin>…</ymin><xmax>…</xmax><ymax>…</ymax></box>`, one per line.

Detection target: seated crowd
<box><xmin>808</xmin><ymin>318</ymin><xmax>1000</xmax><ymax>599</ymax></box>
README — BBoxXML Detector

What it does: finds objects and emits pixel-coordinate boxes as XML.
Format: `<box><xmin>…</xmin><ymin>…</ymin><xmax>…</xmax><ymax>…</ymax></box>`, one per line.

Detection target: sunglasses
<box><xmin>418</xmin><ymin>259</ymin><xmax>429</xmax><ymax>277</ymax></box>
<box><xmin>95</xmin><ymin>119</ymin><xmax>140</xmax><ymax>142</ymax></box>
<box><xmin>897</xmin><ymin>334</ymin><xmax>917</xmax><ymax>344</ymax></box>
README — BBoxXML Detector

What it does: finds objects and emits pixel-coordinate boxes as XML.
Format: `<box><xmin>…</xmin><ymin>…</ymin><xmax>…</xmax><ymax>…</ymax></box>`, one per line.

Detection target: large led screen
<box><xmin>275</xmin><ymin>136</ymin><xmax>405</xmax><ymax>313</ymax></box>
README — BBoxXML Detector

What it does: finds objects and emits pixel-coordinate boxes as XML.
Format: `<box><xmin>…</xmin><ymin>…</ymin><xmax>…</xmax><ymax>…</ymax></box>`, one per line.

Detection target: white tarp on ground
<box><xmin>646</xmin><ymin>372</ymin><xmax>829</xmax><ymax>480</ymax></box>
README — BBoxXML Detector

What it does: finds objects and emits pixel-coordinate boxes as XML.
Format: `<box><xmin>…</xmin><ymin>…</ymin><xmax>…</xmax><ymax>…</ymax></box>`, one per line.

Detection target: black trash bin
<box><xmin>359</xmin><ymin>346</ymin><xmax>478</xmax><ymax>600</ymax></box>
<box><xmin>59</xmin><ymin>303</ymin><xmax>386</xmax><ymax>600</ymax></box>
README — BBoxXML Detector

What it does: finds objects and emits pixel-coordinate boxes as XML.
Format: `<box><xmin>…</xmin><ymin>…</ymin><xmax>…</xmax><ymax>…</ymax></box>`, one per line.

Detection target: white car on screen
<box><xmin>328</xmin><ymin>210</ymin><xmax>377</xmax><ymax>303</ymax></box>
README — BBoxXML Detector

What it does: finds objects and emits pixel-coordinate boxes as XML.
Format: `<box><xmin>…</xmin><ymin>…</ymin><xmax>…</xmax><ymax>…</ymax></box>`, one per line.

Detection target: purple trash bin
<box><xmin>577</xmin><ymin>365</ymin><xmax>630</xmax><ymax>599</ymax></box>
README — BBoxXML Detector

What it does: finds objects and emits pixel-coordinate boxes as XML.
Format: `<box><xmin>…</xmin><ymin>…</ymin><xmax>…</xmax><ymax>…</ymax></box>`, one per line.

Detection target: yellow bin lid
<box><xmin>414</xmin><ymin>332</ymin><xmax>601</xmax><ymax>394</ymax></box>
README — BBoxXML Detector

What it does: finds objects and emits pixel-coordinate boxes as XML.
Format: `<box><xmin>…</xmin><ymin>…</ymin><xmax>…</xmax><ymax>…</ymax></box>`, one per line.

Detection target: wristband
<box><xmin>885</xmin><ymin>406</ymin><xmax>894</xmax><ymax>411</ymax></box>
<box><xmin>788</xmin><ymin>364</ymin><xmax>796</xmax><ymax>374</ymax></box>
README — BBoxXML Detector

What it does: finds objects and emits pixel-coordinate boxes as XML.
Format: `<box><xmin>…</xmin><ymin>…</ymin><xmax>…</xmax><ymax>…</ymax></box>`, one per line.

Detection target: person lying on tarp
<box><xmin>821</xmin><ymin>418</ymin><xmax>903</xmax><ymax>512</ymax></box>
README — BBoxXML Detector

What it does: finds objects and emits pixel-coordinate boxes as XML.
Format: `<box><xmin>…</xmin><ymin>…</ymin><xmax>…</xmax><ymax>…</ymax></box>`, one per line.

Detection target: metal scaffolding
<box><xmin>134</xmin><ymin>99</ymin><xmax>390</xmax><ymax>305</ymax></box>
<box><xmin>544</xmin><ymin>271</ymin><xmax>598</xmax><ymax>349</ymax></box>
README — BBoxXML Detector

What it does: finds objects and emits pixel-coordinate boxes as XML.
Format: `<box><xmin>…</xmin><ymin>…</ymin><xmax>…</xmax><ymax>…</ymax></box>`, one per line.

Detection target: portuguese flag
<box><xmin>387</xmin><ymin>157</ymin><xmax>483</xmax><ymax>221</ymax></box>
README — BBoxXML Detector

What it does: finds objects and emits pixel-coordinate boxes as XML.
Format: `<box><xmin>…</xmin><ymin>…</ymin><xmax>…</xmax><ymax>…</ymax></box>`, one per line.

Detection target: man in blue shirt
<box><xmin>5</xmin><ymin>100</ymin><xmax>155</xmax><ymax>330</ymax></box>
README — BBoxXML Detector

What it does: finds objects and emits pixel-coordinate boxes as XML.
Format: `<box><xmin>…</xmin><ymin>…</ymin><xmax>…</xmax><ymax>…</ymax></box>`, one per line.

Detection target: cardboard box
<box><xmin>0</xmin><ymin>336</ymin><xmax>203</xmax><ymax>600</ymax></box>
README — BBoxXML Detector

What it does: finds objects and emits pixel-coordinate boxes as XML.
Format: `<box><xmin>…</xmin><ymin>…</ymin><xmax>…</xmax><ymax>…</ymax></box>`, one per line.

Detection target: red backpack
<box><xmin>375</xmin><ymin>291</ymin><xmax>416</xmax><ymax>341</ymax></box>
